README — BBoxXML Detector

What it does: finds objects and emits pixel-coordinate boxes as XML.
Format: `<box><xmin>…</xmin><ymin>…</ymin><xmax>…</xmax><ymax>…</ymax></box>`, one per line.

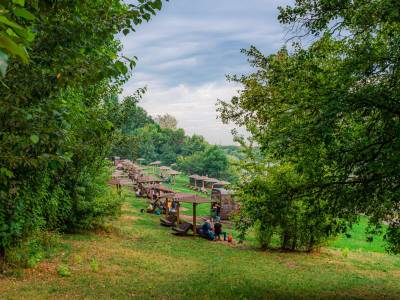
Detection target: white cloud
<box><xmin>120</xmin><ymin>0</ymin><xmax>292</xmax><ymax>144</ymax></box>
<box><xmin>122</xmin><ymin>79</ymin><xmax>244</xmax><ymax>145</ymax></box>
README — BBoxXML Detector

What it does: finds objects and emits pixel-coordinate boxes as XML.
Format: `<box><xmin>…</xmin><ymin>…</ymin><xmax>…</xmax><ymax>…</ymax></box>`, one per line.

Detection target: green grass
<box><xmin>1</xmin><ymin>190</ymin><xmax>399</xmax><ymax>299</ymax></box>
<box><xmin>330</xmin><ymin>217</ymin><xmax>387</xmax><ymax>253</ymax></box>
<box><xmin>146</xmin><ymin>170</ymin><xmax>390</xmax><ymax>252</ymax></box>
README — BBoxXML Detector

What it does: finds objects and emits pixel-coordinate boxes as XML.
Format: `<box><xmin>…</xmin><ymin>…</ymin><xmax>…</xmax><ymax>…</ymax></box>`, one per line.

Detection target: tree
<box><xmin>154</xmin><ymin>113</ymin><xmax>178</xmax><ymax>129</ymax></box>
<box><xmin>0</xmin><ymin>0</ymin><xmax>36</xmax><ymax>76</ymax></box>
<box><xmin>0</xmin><ymin>0</ymin><xmax>165</xmax><ymax>258</ymax></box>
<box><xmin>181</xmin><ymin>134</ymin><xmax>208</xmax><ymax>156</ymax></box>
<box><xmin>177</xmin><ymin>145</ymin><xmax>229</xmax><ymax>178</ymax></box>
<box><xmin>218</xmin><ymin>1</ymin><xmax>400</xmax><ymax>251</ymax></box>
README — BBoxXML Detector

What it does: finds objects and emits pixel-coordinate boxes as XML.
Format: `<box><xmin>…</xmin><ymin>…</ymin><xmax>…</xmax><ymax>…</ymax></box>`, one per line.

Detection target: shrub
<box><xmin>235</xmin><ymin>163</ymin><xmax>344</xmax><ymax>252</ymax></box>
<box><xmin>90</xmin><ymin>258</ymin><xmax>99</xmax><ymax>272</ymax></box>
<box><xmin>57</xmin><ymin>264</ymin><xmax>71</xmax><ymax>277</ymax></box>
<box><xmin>4</xmin><ymin>231</ymin><xmax>61</xmax><ymax>268</ymax></box>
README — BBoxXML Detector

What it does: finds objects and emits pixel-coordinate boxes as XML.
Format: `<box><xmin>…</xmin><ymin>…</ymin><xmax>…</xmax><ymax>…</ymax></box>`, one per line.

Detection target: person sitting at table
<box><xmin>199</xmin><ymin>220</ymin><xmax>214</xmax><ymax>240</ymax></box>
<box><xmin>213</xmin><ymin>216</ymin><xmax>226</xmax><ymax>241</ymax></box>
<box><xmin>211</xmin><ymin>203</ymin><xmax>222</xmax><ymax>221</ymax></box>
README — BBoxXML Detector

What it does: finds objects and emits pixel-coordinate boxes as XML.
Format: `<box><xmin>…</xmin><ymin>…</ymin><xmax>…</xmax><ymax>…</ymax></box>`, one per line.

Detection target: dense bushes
<box><xmin>0</xmin><ymin>0</ymin><xmax>164</xmax><ymax>259</ymax></box>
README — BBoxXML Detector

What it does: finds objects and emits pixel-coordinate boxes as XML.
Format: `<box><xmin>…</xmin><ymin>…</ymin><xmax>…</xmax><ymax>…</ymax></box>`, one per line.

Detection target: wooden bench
<box><xmin>160</xmin><ymin>215</ymin><xmax>177</xmax><ymax>227</ymax></box>
<box><xmin>172</xmin><ymin>222</ymin><xmax>192</xmax><ymax>236</ymax></box>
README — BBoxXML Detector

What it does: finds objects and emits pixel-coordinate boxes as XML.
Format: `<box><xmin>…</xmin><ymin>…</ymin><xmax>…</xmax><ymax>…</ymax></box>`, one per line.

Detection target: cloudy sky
<box><xmin>121</xmin><ymin>0</ymin><xmax>292</xmax><ymax>145</ymax></box>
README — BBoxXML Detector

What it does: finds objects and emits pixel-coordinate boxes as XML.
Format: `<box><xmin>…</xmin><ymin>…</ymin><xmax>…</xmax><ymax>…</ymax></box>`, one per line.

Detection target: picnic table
<box><xmin>159</xmin><ymin>193</ymin><xmax>213</xmax><ymax>235</ymax></box>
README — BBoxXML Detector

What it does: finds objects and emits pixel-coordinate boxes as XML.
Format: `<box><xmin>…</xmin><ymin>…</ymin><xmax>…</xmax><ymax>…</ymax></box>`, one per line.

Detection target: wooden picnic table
<box><xmin>159</xmin><ymin>193</ymin><xmax>214</xmax><ymax>235</ymax></box>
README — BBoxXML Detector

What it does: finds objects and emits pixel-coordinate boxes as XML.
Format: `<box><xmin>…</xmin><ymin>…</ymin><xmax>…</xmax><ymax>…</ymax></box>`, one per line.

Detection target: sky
<box><xmin>121</xmin><ymin>0</ymin><xmax>292</xmax><ymax>145</ymax></box>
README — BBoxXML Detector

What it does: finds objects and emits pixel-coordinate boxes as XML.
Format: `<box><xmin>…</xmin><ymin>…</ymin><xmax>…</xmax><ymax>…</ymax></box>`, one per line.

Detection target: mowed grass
<box><xmin>0</xmin><ymin>190</ymin><xmax>399</xmax><ymax>300</ymax></box>
<box><xmin>144</xmin><ymin>168</ymin><xmax>391</xmax><ymax>252</ymax></box>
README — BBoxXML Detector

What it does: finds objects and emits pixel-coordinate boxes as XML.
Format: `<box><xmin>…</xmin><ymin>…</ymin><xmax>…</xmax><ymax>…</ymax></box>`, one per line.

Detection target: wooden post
<box><xmin>193</xmin><ymin>203</ymin><xmax>197</xmax><ymax>235</ymax></box>
<box><xmin>176</xmin><ymin>202</ymin><xmax>180</xmax><ymax>224</ymax></box>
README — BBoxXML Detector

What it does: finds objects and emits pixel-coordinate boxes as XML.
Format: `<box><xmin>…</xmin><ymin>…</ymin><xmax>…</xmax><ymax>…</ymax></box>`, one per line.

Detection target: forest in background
<box><xmin>110</xmin><ymin>95</ymin><xmax>239</xmax><ymax>181</ymax></box>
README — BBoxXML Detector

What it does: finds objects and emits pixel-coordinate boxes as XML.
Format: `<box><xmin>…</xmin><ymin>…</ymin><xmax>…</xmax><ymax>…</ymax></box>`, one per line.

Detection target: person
<box><xmin>200</xmin><ymin>220</ymin><xmax>214</xmax><ymax>240</ymax></box>
<box><xmin>213</xmin><ymin>216</ymin><xmax>226</xmax><ymax>241</ymax></box>
<box><xmin>211</xmin><ymin>203</ymin><xmax>218</xmax><ymax>221</ymax></box>
<box><xmin>215</xmin><ymin>203</ymin><xmax>221</xmax><ymax>218</ymax></box>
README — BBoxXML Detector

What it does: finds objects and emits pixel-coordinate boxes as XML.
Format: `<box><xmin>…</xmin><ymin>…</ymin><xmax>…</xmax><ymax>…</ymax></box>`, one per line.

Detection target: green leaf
<box><xmin>152</xmin><ymin>0</ymin><xmax>162</xmax><ymax>10</ymax></box>
<box><xmin>114</xmin><ymin>61</ymin><xmax>128</xmax><ymax>75</ymax></box>
<box><xmin>30</xmin><ymin>134</ymin><xmax>39</xmax><ymax>144</ymax></box>
<box><xmin>0</xmin><ymin>15</ymin><xmax>24</xmax><ymax>31</ymax></box>
<box><xmin>0</xmin><ymin>167</ymin><xmax>14</xmax><ymax>178</ymax></box>
<box><xmin>0</xmin><ymin>33</ymin><xmax>29</xmax><ymax>63</ymax></box>
<box><xmin>12</xmin><ymin>0</ymin><xmax>25</xmax><ymax>6</ymax></box>
<box><xmin>0</xmin><ymin>50</ymin><xmax>8</xmax><ymax>77</ymax></box>
<box><xmin>122</xmin><ymin>28</ymin><xmax>130</xmax><ymax>36</ymax></box>
<box><xmin>13</xmin><ymin>7</ymin><xmax>36</xmax><ymax>21</ymax></box>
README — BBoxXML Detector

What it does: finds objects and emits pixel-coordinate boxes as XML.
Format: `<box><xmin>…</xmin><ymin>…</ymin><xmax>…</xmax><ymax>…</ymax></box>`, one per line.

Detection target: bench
<box><xmin>172</xmin><ymin>222</ymin><xmax>193</xmax><ymax>236</ymax></box>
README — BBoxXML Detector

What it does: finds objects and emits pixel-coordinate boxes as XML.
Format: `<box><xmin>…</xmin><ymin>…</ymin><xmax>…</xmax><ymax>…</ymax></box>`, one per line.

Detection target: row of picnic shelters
<box><xmin>188</xmin><ymin>174</ymin><xmax>230</xmax><ymax>193</ymax></box>
<box><xmin>111</xmin><ymin>158</ymin><xmax>238</xmax><ymax>237</ymax></box>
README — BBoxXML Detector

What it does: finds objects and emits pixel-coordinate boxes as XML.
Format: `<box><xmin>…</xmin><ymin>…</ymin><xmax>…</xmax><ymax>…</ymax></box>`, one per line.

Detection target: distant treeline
<box><xmin>110</xmin><ymin>100</ymin><xmax>238</xmax><ymax>182</ymax></box>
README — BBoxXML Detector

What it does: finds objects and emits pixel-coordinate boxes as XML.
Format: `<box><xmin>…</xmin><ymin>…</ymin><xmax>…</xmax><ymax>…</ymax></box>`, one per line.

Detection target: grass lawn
<box><xmin>143</xmin><ymin>169</ymin><xmax>393</xmax><ymax>252</ymax></box>
<box><xmin>0</xmin><ymin>189</ymin><xmax>399</xmax><ymax>300</ymax></box>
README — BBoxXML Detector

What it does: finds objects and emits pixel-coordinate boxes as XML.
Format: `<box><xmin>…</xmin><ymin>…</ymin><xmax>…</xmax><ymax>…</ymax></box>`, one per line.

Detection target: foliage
<box><xmin>57</xmin><ymin>264</ymin><xmax>71</xmax><ymax>277</ymax></box>
<box><xmin>176</xmin><ymin>145</ymin><xmax>229</xmax><ymax>179</ymax></box>
<box><xmin>2</xmin><ymin>193</ymin><xmax>400</xmax><ymax>299</ymax></box>
<box><xmin>5</xmin><ymin>231</ymin><xmax>62</xmax><ymax>269</ymax></box>
<box><xmin>154</xmin><ymin>113</ymin><xmax>178</xmax><ymax>129</ymax></box>
<box><xmin>0</xmin><ymin>0</ymin><xmax>36</xmax><ymax>76</ymax></box>
<box><xmin>110</xmin><ymin>100</ymin><xmax>232</xmax><ymax>178</ymax></box>
<box><xmin>218</xmin><ymin>1</ymin><xmax>400</xmax><ymax>252</ymax></box>
<box><xmin>232</xmin><ymin>157</ymin><xmax>343</xmax><ymax>251</ymax></box>
<box><xmin>0</xmin><ymin>0</ymin><xmax>165</xmax><ymax>258</ymax></box>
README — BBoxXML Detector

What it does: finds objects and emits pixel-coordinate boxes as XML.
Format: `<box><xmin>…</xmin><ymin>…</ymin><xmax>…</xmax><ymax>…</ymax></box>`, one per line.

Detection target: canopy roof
<box><xmin>189</xmin><ymin>174</ymin><xmax>201</xmax><ymax>179</ymax></box>
<box><xmin>108</xmin><ymin>178</ymin><xmax>120</xmax><ymax>185</ymax></box>
<box><xmin>203</xmin><ymin>178</ymin><xmax>219</xmax><ymax>183</ymax></box>
<box><xmin>159</xmin><ymin>192</ymin><xmax>212</xmax><ymax>204</ymax></box>
<box><xmin>143</xmin><ymin>184</ymin><xmax>174</xmax><ymax>193</ymax></box>
<box><xmin>138</xmin><ymin>176</ymin><xmax>163</xmax><ymax>183</ymax></box>
<box><xmin>159</xmin><ymin>166</ymin><xmax>171</xmax><ymax>170</ymax></box>
<box><xmin>212</xmin><ymin>188</ymin><xmax>233</xmax><ymax>195</ymax></box>
<box><xmin>215</xmin><ymin>180</ymin><xmax>230</xmax><ymax>186</ymax></box>
<box><xmin>195</xmin><ymin>176</ymin><xmax>209</xmax><ymax>183</ymax></box>
<box><xmin>149</xmin><ymin>161</ymin><xmax>162</xmax><ymax>165</ymax></box>
<box><xmin>137</xmin><ymin>158</ymin><xmax>145</xmax><ymax>161</ymax></box>
<box><xmin>167</xmin><ymin>170</ymin><xmax>181</xmax><ymax>175</ymax></box>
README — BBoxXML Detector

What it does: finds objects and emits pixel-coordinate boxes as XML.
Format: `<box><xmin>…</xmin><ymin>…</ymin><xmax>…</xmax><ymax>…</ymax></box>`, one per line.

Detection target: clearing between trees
<box><xmin>0</xmin><ymin>187</ymin><xmax>399</xmax><ymax>300</ymax></box>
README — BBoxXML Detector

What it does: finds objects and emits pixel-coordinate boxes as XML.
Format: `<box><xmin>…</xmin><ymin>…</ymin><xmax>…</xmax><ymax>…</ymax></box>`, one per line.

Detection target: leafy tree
<box><xmin>154</xmin><ymin>113</ymin><xmax>178</xmax><ymax>129</ymax></box>
<box><xmin>110</xmin><ymin>90</ymin><xmax>154</xmax><ymax>159</ymax></box>
<box><xmin>202</xmin><ymin>146</ymin><xmax>229</xmax><ymax>178</ymax></box>
<box><xmin>177</xmin><ymin>145</ymin><xmax>229</xmax><ymax>179</ymax></box>
<box><xmin>134</xmin><ymin>124</ymin><xmax>161</xmax><ymax>163</ymax></box>
<box><xmin>0</xmin><ymin>0</ymin><xmax>165</xmax><ymax>258</ymax></box>
<box><xmin>158</xmin><ymin>128</ymin><xmax>185</xmax><ymax>164</ymax></box>
<box><xmin>181</xmin><ymin>134</ymin><xmax>208</xmax><ymax>156</ymax></box>
<box><xmin>0</xmin><ymin>0</ymin><xmax>36</xmax><ymax>76</ymax></box>
<box><xmin>219</xmin><ymin>1</ymin><xmax>400</xmax><ymax>251</ymax></box>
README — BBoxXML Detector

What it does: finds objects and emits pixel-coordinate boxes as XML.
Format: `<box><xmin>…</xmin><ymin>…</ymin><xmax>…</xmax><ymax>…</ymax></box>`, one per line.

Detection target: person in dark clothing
<box><xmin>200</xmin><ymin>220</ymin><xmax>214</xmax><ymax>240</ymax></box>
<box><xmin>213</xmin><ymin>216</ymin><xmax>226</xmax><ymax>241</ymax></box>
